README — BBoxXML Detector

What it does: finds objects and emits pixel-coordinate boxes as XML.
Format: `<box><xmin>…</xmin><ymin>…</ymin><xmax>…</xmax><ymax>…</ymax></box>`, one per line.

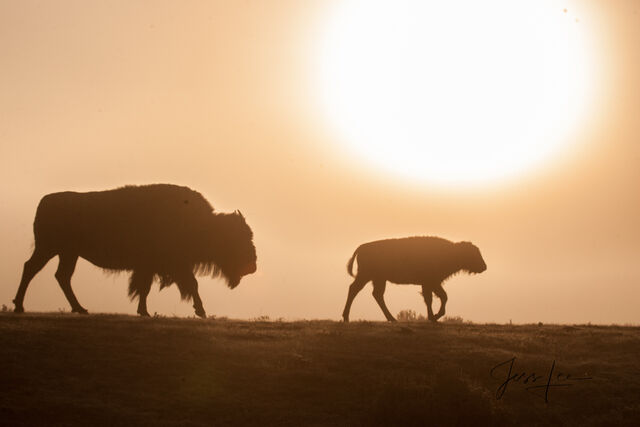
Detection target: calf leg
<box><xmin>55</xmin><ymin>254</ymin><xmax>87</xmax><ymax>314</ymax></box>
<box><xmin>372</xmin><ymin>280</ymin><xmax>396</xmax><ymax>322</ymax></box>
<box><xmin>421</xmin><ymin>284</ymin><xmax>436</xmax><ymax>322</ymax></box>
<box><xmin>433</xmin><ymin>284</ymin><xmax>448</xmax><ymax>320</ymax></box>
<box><xmin>177</xmin><ymin>272</ymin><xmax>206</xmax><ymax>318</ymax></box>
<box><xmin>130</xmin><ymin>270</ymin><xmax>154</xmax><ymax>317</ymax></box>
<box><xmin>342</xmin><ymin>277</ymin><xmax>368</xmax><ymax>322</ymax></box>
<box><xmin>14</xmin><ymin>247</ymin><xmax>55</xmax><ymax>312</ymax></box>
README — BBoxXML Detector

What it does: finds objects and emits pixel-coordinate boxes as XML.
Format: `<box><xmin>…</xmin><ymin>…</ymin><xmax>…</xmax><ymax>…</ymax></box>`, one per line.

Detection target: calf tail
<box><xmin>346</xmin><ymin>248</ymin><xmax>359</xmax><ymax>277</ymax></box>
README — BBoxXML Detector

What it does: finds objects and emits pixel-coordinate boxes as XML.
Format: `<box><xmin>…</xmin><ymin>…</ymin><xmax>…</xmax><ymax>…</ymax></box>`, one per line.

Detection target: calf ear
<box><xmin>455</xmin><ymin>241</ymin><xmax>474</xmax><ymax>254</ymax></box>
<box><xmin>237</xmin><ymin>210</ymin><xmax>244</xmax><ymax>219</ymax></box>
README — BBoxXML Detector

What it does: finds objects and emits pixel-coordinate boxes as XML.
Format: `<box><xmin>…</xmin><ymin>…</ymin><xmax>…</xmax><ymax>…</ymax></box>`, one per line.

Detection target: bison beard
<box><xmin>13</xmin><ymin>184</ymin><xmax>257</xmax><ymax>318</ymax></box>
<box><xmin>342</xmin><ymin>236</ymin><xmax>486</xmax><ymax>322</ymax></box>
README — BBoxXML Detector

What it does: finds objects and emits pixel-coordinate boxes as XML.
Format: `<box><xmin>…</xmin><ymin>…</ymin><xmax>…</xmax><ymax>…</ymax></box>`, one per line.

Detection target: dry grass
<box><xmin>1</xmin><ymin>313</ymin><xmax>639</xmax><ymax>426</ymax></box>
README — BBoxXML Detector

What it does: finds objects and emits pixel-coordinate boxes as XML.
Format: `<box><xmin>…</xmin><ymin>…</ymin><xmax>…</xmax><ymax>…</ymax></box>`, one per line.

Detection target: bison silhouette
<box><xmin>342</xmin><ymin>236</ymin><xmax>486</xmax><ymax>322</ymax></box>
<box><xmin>13</xmin><ymin>184</ymin><xmax>257</xmax><ymax>318</ymax></box>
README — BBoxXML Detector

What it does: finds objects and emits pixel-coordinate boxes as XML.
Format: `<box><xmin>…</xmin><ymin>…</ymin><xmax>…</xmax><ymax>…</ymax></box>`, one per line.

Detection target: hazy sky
<box><xmin>2</xmin><ymin>0</ymin><xmax>639</xmax><ymax>323</ymax></box>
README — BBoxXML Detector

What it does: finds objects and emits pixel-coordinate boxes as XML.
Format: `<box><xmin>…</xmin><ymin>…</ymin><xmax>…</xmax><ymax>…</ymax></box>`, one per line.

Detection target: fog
<box><xmin>2</xmin><ymin>1</ymin><xmax>639</xmax><ymax>323</ymax></box>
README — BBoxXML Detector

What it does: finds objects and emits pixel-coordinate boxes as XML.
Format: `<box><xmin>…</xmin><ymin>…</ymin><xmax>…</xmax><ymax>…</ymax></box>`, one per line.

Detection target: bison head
<box><xmin>456</xmin><ymin>241</ymin><xmax>487</xmax><ymax>274</ymax></box>
<box><xmin>206</xmin><ymin>210</ymin><xmax>257</xmax><ymax>289</ymax></box>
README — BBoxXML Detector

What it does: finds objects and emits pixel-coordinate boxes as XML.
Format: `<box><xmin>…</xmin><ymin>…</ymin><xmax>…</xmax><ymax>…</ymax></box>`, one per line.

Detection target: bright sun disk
<box><xmin>318</xmin><ymin>0</ymin><xmax>596</xmax><ymax>187</ymax></box>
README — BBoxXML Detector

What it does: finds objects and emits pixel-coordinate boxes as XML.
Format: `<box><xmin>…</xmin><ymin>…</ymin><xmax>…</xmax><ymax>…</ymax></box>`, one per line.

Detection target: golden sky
<box><xmin>1</xmin><ymin>0</ymin><xmax>639</xmax><ymax>323</ymax></box>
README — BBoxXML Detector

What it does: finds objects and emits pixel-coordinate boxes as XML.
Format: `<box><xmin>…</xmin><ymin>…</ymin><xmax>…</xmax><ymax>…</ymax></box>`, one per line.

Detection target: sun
<box><xmin>317</xmin><ymin>0</ymin><xmax>597</xmax><ymax>187</ymax></box>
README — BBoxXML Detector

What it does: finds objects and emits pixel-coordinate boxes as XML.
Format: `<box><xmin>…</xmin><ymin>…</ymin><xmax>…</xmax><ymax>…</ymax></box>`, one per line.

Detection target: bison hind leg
<box><xmin>342</xmin><ymin>277</ymin><xmax>368</xmax><ymax>322</ymax></box>
<box><xmin>14</xmin><ymin>247</ymin><xmax>56</xmax><ymax>312</ymax></box>
<box><xmin>55</xmin><ymin>254</ymin><xmax>87</xmax><ymax>314</ymax></box>
<box><xmin>372</xmin><ymin>280</ymin><xmax>396</xmax><ymax>322</ymax></box>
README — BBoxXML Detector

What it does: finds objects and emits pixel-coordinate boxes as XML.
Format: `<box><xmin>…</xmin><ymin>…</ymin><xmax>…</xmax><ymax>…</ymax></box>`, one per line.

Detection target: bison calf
<box><xmin>342</xmin><ymin>236</ymin><xmax>486</xmax><ymax>322</ymax></box>
<box><xmin>14</xmin><ymin>184</ymin><xmax>257</xmax><ymax>318</ymax></box>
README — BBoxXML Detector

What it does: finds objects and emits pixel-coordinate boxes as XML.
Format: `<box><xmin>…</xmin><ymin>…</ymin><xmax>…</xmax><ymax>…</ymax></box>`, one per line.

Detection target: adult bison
<box><xmin>342</xmin><ymin>236</ymin><xmax>486</xmax><ymax>322</ymax></box>
<box><xmin>13</xmin><ymin>184</ymin><xmax>257</xmax><ymax>318</ymax></box>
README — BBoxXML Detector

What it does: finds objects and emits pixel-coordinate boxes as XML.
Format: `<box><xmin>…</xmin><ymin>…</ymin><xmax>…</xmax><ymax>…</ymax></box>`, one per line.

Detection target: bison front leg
<box><xmin>177</xmin><ymin>273</ymin><xmax>206</xmax><ymax>318</ymax></box>
<box><xmin>372</xmin><ymin>280</ymin><xmax>396</xmax><ymax>322</ymax></box>
<box><xmin>192</xmin><ymin>292</ymin><xmax>206</xmax><ymax>319</ymax></box>
<box><xmin>433</xmin><ymin>284</ymin><xmax>448</xmax><ymax>321</ymax></box>
<box><xmin>421</xmin><ymin>285</ymin><xmax>437</xmax><ymax>322</ymax></box>
<box><xmin>130</xmin><ymin>271</ymin><xmax>154</xmax><ymax>317</ymax></box>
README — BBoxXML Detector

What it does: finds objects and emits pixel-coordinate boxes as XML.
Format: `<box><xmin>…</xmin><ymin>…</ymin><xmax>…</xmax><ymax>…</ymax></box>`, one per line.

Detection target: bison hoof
<box><xmin>72</xmin><ymin>307</ymin><xmax>89</xmax><ymax>314</ymax></box>
<box><xmin>195</xmin><ymin>308</ymin><xmax>206</xmax><ymax>319</ymax></box>
<box><xmin>138</xmin><ymin>311</ymin><xmax>150</xmax><ymax>317</ymax></box>
<box><xmin>14</xmin><ymin>306</ymin><xmax>24</xmax><ymax>313</ymax></box>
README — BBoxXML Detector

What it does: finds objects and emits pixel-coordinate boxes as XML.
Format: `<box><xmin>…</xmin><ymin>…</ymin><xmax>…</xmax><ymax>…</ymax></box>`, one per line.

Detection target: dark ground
<box><xmin>1</xmin><ymin>313</ymin><xmax>639</xmax><ymax>426</ymax></box>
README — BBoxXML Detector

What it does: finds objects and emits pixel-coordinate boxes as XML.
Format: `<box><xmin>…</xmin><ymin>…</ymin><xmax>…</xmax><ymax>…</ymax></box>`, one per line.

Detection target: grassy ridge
<box><xmin>1</xmin><ymin>314</ymin><xmax>639</xmax><ymax>426</ymax></box>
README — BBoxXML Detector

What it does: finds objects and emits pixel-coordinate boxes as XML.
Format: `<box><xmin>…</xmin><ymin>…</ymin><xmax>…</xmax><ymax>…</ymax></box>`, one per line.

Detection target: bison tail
<box><xmin>346</xmin><ymin>249</ymin><xmax>358</xmax><ymax>277</ymax></box>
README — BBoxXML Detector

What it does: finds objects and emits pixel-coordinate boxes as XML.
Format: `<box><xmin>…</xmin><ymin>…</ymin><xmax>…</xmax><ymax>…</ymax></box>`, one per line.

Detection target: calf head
<box><xmin>456</xmin><ymin>241</ymin><xmax>487</xmax><ymax>274</ymax></box>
